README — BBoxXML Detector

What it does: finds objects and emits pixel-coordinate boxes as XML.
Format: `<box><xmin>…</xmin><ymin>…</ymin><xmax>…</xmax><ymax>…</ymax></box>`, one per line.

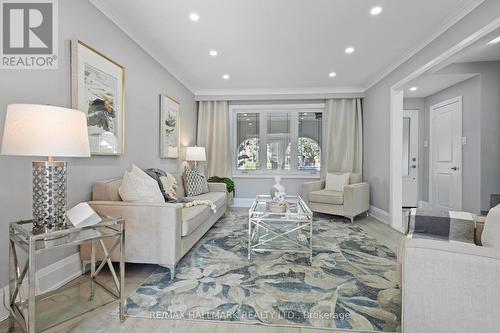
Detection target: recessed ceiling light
<box><xmin>222</xmin><ymin>74</ymin><xmax>230</xmax><ymax>80</ymax></box>
<box><xmin>487</xmin><ymin>36</ymin><xmax>500</xmax><ymax>45</ymax></box>
<box><xmin>409</xmin><ymin>86</ymin><xmax>418</xmax><ymax>92</ymax></box>
<box><xmin>370</xmin><ymin>6</ymin><xmax>383</xmax><ymax>16</ymax></box>
<box><xmin>328</xmin><ymin>72</ymin><xmax>337</xmax><ymax>78</ymax></box>
<box><xmin>189</xmin><ymin>13</ymin><xmax>199</xmax><ymax>22</ymax></box>
<box><xmin>243</xmin><ymin>113</ymin><xmax>247</xmax><ymax>116</ymax></box>
<box><xmin>209</xmin><ymin>50</ymin><xmax>218</xmax><ymax>56</ymax></box>
<box><xmin>249</xmin><ymin>123</ymin><xmax>253</xmax><ymax>125</ymax></box>
<box><xmin>345</xmin><ymin>47</ymin><xmax>355</xmax><ymax>54</ymax></box>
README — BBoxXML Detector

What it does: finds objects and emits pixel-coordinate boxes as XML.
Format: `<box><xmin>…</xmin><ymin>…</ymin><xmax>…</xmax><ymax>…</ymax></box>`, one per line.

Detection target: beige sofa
<box><xmin>80</xmin><ymin>173</ymin><xmax>227</xmax><ymax>278</ymax></box>
<box><xmin>399</xmin><ymin>206</ymin><xmax>500</xmax><ymax>333</ymax></box>
<box><xmin>301</xmin><ymin>173</ymin><xmax>370</xmax><ymax>223</ymax></box>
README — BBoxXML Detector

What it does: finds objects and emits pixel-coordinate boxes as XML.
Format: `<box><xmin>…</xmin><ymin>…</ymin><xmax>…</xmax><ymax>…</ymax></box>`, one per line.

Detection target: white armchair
<box><xmin>400</xmin><ymin>205</ymin><xmax>500</xmax><ymax>333</ymax></box>
<box><xmin>301</xmin><ymin>173</ymin><xmax>370</xmax><ymax>223</ymax></box>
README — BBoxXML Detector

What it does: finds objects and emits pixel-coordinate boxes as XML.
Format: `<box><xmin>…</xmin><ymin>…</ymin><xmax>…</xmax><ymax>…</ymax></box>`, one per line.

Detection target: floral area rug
<box><xmin>123</xmin><ymin>210</ymin><xmax>401</xmax><ymax>332</ymax></box>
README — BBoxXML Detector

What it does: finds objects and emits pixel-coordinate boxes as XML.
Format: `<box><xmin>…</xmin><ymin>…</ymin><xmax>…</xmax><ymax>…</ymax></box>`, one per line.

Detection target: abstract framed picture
<box><xmin>159</xmin><ymin>95</ymin><xmax>180</xmax><ymax>159</ymax></box>
<box><xmin>71</xmin><ymin>39</ymin><xmax>125</xmax><ymax>156</ymax></box>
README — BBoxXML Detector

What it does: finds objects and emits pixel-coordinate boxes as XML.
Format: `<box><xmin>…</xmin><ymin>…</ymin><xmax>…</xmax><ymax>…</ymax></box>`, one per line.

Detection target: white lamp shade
<box><xmin>185</xmin><ymin>146</ymin><xmax>206</xmax><ymax>162</ymax></box>
<box><xmin>1</xmin><ymin>104</ymin><xmax>90</xmax><ymax>157</ymax></box>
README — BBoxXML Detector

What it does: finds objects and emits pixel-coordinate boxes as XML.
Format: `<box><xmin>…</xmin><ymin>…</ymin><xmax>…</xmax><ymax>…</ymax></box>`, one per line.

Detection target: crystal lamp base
<box><xmin>32</xmin><ymin>161</ymin><xmax>67</xmax><ymax>233</ymax></box>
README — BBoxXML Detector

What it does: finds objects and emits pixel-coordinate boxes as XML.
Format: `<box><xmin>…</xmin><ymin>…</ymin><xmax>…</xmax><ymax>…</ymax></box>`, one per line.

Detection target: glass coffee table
<box><xmin>248</xmin><ymin>195</ymin><xmax>314</xmax><ymax>263</ymax></box>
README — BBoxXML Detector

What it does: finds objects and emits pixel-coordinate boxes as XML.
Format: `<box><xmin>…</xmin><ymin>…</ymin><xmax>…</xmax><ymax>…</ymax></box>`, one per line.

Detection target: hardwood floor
<box><xmin>0</xmin><ymin>211</ymin><xmax>402</xmax><ymax>333</ymax></box>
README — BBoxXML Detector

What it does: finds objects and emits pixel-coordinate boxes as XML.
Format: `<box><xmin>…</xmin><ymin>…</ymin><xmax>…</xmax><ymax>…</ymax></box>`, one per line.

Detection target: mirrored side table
<box><xmin>8</xmin><ymin>216</ymin><xmax>125</xmax><ymax>333</ymax></box>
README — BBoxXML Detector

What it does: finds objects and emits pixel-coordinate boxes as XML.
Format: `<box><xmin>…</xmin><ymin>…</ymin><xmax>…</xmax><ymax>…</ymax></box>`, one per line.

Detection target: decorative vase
<box><xmin>270</xmin><ymin>176</ymin><xmax>286</xmax><ymax>200</ymax></box>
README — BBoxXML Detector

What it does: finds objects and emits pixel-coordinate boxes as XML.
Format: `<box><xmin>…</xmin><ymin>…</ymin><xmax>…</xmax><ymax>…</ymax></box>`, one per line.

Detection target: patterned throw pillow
<box><xmin>183</xmin><ymin>166</ymin><xmax>209</xmax><ymax>196</ymax></box>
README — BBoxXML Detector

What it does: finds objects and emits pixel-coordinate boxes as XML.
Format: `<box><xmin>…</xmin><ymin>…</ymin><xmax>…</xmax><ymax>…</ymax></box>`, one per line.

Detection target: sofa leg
<box><xmin>159</xmin><ymin>264</ymin><xmax>176</xmax><ymax>280</ymax></box>
<box><xmin>349</xmin><ymin>216</ymin><xmax>354</xmax><ymax>224</ymax></box>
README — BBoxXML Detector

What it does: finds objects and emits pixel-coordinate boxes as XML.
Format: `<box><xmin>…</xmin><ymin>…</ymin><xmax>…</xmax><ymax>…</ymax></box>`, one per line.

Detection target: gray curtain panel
<box><xmin>196</xmin><ymin>101</ymin><xmax>232</xmax><ymax>177</ymax></box>
<box><xmin>322</xmin><ymin>98</ymin><xmax>363</xmax><ymax>178</ymax></box>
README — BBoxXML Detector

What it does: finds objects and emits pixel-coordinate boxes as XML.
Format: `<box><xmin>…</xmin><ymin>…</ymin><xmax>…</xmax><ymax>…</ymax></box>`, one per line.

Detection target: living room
<box><xmin>0</xmin><ymin>1</ymin><xmax>499</xmax><ymax>333</ymax></box>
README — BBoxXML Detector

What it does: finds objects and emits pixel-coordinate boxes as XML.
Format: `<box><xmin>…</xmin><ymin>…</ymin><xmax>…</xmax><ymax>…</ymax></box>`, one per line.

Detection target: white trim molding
<box><xmin>195</xmin><ymin>87</ymin><xmax>365</xmax><ymax>101</ymax></box>
<box><xmin>0</xmin><ymin>253</ymin><xmax>83</xmax><ymax>321</ymax></box>
<box><xmin>369</xmin><ymin>206</ymin><xmax>391</xmax><ymax>225</ymax></box>
<box><xmin>36</xmin><ymin>253</ymin><xmax>83</xmax><ymax>294</ymax></box>
<box><xmin>364</xmin><ymin>0</ymin><xmax>485</xmax><ymax>90</ymax></box>
<box><xmin>0</xmin><ymin>284</ymin><xmax>8</xmax><ymax>322</ymax></box>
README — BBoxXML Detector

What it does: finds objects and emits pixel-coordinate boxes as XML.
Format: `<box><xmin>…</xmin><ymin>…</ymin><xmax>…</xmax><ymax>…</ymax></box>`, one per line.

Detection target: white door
<box><xmin>402</xmin><ymin>110</ymin><xmax>419</xmax><ymax>207</ymax></box>
<box><xmin>430</xmin><ymin>97</ymin><xmax>462</xmax><ymax>210</ymax></box>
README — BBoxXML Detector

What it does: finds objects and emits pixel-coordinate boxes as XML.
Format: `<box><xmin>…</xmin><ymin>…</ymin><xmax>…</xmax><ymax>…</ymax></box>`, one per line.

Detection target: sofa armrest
<box><xmin>343</xmin><ymin>182</ymin><xmax>369</xmax><ymax>216</ymax></box>
<box><xmin>208</xmin><ymin>182</ymin><xmax>227</xmax><ymax>193</ymax></box>
<box><xmin>301</xmin><ymin>180</ymin><xmax>325</xmax><ymax>203</ymax></box>
<box><xmin>81</xmin><ymin>201</ymin><xmax>182</xmax><ymax>267</ymax></box>
<box><xmin>402</xmin><ymin>239</ymin><xmax>500</xmax><ymax>333</ymax></box>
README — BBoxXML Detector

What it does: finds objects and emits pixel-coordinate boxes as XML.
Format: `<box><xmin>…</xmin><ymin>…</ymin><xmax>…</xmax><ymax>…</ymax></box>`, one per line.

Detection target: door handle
<box><xmin>451</xmin><ymin>167</ymin><xmax>459</xmax><ymax>171</ymax></box>
<box><xmin>411</xmin><ymin>165</ymin><xmax>417</xmax><ymax>169</ymax></box>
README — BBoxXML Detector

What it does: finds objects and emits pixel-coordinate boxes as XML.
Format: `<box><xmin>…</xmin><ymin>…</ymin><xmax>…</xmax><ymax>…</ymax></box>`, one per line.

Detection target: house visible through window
<box><xmin>233</xmin><ymin>105</ymin><xmax>323</xmax><ymax>175</ymax></box>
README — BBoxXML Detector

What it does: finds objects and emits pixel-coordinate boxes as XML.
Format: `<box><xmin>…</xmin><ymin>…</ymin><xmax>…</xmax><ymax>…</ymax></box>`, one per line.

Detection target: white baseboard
<box><xmin>0</xmin><ymin>253</ymin><xmax>83</xmax><ymax>321</ymax></box>
<box><xmin>0</xmin><ymin>284</ymin><xmax>9</xmax><ymax>322</ymax></box>
<box><xmin>36</xmin><ymin>252</ymin><xmax>83</xmax><ymax>294</ymax></box>
<box><xmin>369</xmin><ymin>205</ymin><xmax>391</xmax><ymax>225</ymax></box>
<box><xmin>231</xmin><ymin>197</ymin><xmax>255</xmax><ymax>208</ymax></box>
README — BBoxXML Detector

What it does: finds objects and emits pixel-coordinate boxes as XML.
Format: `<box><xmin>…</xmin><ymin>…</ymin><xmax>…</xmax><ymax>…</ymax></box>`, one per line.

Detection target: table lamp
<box><xmin>1</xmin><ymin>104</ymin><xmax>90</xmax><ymax>233</ymax></box>
<box><xmin>185</xmin><ymin>146</ymin><xmax>206</xmax><ymax>168</ymax></box>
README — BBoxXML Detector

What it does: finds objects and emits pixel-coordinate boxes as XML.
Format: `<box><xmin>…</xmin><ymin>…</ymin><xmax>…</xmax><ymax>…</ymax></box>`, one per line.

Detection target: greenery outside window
<box><xmin>233</xmin><ymin>105</ymin><xmax>323</xmax><ymax>175</ymax></box>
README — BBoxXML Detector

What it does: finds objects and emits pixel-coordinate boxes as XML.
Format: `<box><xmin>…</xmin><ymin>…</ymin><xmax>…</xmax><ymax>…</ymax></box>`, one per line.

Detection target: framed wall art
<box><xmin>159</xmin><ymin>94</ymin><xmax>180</xmax><ymax>159</ymax></box>
<box><xmin>71</xmin><ymin>39</ymin><xmax>125</xmax><ymax>156</ymax></box>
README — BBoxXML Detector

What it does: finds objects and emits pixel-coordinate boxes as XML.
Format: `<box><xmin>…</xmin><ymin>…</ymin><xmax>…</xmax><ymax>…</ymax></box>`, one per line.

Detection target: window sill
<box><xmin>232</xmin><ymin>173</ymin><xmax>321</xmax><ymax>179</ymax></box>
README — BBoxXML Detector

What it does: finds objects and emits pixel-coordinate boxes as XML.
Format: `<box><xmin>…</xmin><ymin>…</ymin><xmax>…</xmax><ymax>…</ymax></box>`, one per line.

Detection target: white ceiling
<box><xmin>404</xmin><ymin>27</ymin><xmax>500</xmax><ymax>98</ymax></box>
<box><xmin>90</xmin><ymin>0</ymin><xmax>483</xmax><ymax>96</ymax></box>
<box><xmin>404</xmin><ymin>73</ymin><xmax>478</xmax><ymax>98</ymax></box>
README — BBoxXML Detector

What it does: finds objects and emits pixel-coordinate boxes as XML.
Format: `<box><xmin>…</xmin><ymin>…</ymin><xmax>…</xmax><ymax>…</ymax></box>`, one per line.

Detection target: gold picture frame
<box><xmin>71</xmin><ymin>39</ymin><xmax>125</xmax><ymax>156</ymax></box>
<box><xmin>159</xmin><ymin>94</ymin><xmax>180</xmax><ymax>159</ymax></box>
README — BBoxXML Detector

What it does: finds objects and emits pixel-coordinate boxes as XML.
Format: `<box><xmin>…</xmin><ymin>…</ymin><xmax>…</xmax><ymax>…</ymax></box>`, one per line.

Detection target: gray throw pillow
<box><xmin>183</xmin><ymin>166</ymin><xmax>209</xmax><ymax>197</ymax></box>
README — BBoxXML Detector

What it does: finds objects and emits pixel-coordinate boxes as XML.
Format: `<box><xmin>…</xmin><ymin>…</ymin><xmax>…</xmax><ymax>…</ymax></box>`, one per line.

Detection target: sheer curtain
<box><xmin>322</xmin><ymin>98</ymin><xmax>363</xmax><ymax>177</ymax></box>
<box><xmin>196</xmin><ymin>101</ymin><xmax>231</xmax><ymax>177</ymax></box>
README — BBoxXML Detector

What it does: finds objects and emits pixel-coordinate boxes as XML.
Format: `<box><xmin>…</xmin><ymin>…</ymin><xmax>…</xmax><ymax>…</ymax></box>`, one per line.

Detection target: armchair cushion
<box><xmin>309</xmin><ymin>190</ymin><xmax>344</xmax><ymax>205</ymax></box>
<box><xmin>482</xmin><ymin>203</ymin><xmax>500</xmax><ymax>249</ymax></box>
<box><xmin>325</xmin><ymin>173</ymin><xmax>350</xmax><ymax>191</ymax></box>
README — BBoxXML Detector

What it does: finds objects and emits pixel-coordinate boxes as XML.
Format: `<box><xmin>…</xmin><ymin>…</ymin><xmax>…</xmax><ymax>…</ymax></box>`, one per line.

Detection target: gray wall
<box><xmin>363</xmin><ymin>0</ymin><xmax>500</xmax><ymax>213</ymax></box>
<box><xmin>0</xmin><ymin>0</ymin><xmax>197</xmax><ymax>285</ymax></box>
<box><xmin>408</xmin><ymin>61</ymin><xmax>500</xmax><ymax>213</ymax></box>
<box><xmin>423</xmin><ymin>76</ymin><xmax>482</xmax><ymax>213</ymax></box>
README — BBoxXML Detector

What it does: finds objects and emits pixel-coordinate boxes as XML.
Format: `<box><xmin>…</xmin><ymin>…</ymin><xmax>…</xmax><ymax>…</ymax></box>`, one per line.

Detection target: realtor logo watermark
<box><xmin>0</xmin><ymin>0</ymin><xmax>58</xmax><ymax>69</ymax></box>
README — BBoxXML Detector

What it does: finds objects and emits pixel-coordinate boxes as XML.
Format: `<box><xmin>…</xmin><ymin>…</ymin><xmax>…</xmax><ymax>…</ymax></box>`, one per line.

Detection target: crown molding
<box><xmin>194</xmin><ymin>87</ymin><xmax>365</xmax><ymax>101</ymax></box>
<box><xmin>363</xmin><ymin>0</ymin><xmax>485</xmax><ymax>91</ymax></box>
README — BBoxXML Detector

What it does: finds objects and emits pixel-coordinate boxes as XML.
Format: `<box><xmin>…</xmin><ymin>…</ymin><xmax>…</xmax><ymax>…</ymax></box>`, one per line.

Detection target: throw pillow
<box><xmin>325</xmin><ymin>173</ymin><xmax>350</xmax><ymax>192</ymax></box>
<box><xmin>183</xmin><ymin>166</ymin><xmax>209</xmax><ymax>196</ymax></box>
<box><xmin>159</xmin><ymin>173</ymin><xmax>179</xmax><ymax>201</ymax></box>
<box><xmin>119</xmin><ymin>165</ymin><xmax>164</xmax><ymax>203</ymax></box>
<box><xmin>482</xmin><ymin>203</ymin><xmax>500</xmax><ymax>249</ymax></box>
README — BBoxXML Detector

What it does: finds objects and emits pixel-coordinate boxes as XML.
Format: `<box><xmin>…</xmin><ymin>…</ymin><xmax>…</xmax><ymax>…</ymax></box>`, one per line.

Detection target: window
<box><xmin>232</xmin><ymin>105</ymin><xmax>323</xmax><ymax>175</ymax></box>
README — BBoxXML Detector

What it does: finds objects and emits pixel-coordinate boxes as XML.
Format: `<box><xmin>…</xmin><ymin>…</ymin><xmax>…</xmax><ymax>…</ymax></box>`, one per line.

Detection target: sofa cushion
<box><xmin>182</xmin><ymin>205</ymin><xmax>212</xmax><ymax>237</ymax></box>
<box><xmin>186</xmin><ymin>192</ymin><xmax>227</xmax><ymax>210</ymax></box>
<box><xmin>119</xmin><ymin>165</ymin><xmax>164</xmax><ymax>203</ymax></box>
<box><xmin>183</xmin><ymin>167</ymin><xmax>209</xmax><ymax>196</ymax></box>
<box><xmin>482</xmin><ymin>204</ymin><xmax>500</xmax><ymax>249</ymax></box>
<box><xmin>173</xmin><ymin>173</ymin><xmax>185</xmax><ymax>198</ymax></box>
<box><xmin>309</xmin><ymin>190</ymin><xmax>344</xmax><ymax>205</ymax></box>
<box><xmin>92</xmin><ymin>179</ymin><xmax>122</xmax><ymax>201</ymax></box>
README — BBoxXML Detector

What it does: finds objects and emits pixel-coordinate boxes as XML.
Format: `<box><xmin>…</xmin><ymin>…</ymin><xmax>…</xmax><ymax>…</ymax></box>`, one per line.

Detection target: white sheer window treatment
<box><xmin>196</xmin><ymin>101</ymin><xmax>231</xmax><ymax>177</ymax></box>
<box><xmin>322</xmin><ymin>98</ymin><xmax>363</xmax><ymax>178</ymax></box>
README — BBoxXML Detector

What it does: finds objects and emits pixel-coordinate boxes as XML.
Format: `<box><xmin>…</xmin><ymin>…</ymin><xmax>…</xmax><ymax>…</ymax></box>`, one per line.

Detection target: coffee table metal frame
<box><xmin>248</xmin><ymin>195</ymin><xmax>313</xmax><ymax>262</ymax></box>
